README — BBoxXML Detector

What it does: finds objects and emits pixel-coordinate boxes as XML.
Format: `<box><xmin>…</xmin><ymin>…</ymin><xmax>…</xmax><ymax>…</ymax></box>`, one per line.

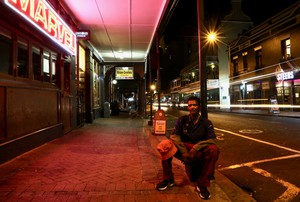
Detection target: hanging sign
<box><xmin>5</xmin><ymin>0</ymin><xmax>76</xmax><ymax>55</ymax></box>
<box><xmin>76</xmin><ymin>30</ymin><xmax>90</xmax><ymax>40</ymax></box>
<box><xmin>115</xmin><ymin>67</ymin><xmax>134</xmax><ymax>80</ymax></box>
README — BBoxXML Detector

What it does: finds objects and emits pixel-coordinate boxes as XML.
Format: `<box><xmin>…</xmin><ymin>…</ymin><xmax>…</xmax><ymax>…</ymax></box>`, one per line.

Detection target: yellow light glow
<box><xmin>150</xmin><ymin>84</ymin><xmax>156</xmax><ymax>91</ymax></box>
<box><xmin>208</xmin><ymin>32</ymin><xmax>217</xmax><ymax>42</ymax></box>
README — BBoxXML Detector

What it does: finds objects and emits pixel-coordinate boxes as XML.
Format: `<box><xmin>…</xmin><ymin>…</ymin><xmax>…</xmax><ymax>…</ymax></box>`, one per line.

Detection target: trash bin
<box><xmin>104</xmin><ymin>102</ymin><xmax>110</xmax><ymax>118</ymax></box>
<box><xmin>153</xmin><ymin>109</ymin><xmax>166</xmax><ymax>135</ymax></box>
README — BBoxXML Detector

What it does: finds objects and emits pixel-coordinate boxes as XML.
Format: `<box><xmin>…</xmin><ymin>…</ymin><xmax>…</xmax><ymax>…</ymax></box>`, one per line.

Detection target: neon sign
<box><xmin>276</xmin><ymin>71</ymin><xmax>294</xmax><ymax>81</ymax></box>
<box><xmin>76</xmin><ymin>30</ymin><xmax>90</xmax><ymax>40</ymax></box>
<box><xmin>5</xmin><ymin>0</ymin><xmax>76</xmax><ymax>55</ymax></box>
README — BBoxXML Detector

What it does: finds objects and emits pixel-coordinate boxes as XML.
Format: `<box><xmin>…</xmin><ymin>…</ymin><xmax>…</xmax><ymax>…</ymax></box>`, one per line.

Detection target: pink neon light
<box><xmin>5</xmin><ymin>0</ymin><xmax>76</xmax><ymax>55</ymax></box>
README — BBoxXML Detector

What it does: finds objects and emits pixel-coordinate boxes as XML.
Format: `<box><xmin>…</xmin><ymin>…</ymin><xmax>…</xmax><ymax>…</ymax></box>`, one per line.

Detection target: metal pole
<box><xmin>149</xmin><ymin>91</ymin><xmax>153</xmax><ymax>125</ymax></box>
<box><xmin>197</xmin><ymin>0</ymin><xmax>208</xmax><ymax>118</ymax></box>
<box><xmin>148</xmin><ymin>53</ymin><xmax>153</xmax><ymax>125</ymax></box>
<box><xmin>228</xmin><ymin>45</ymin><xmax>232</xmax><ymax>111</ymax></box>
<box><xmin>156</xmin><ymin>34</ymin><xmax>161</xmax><ymax>110</ymax></box>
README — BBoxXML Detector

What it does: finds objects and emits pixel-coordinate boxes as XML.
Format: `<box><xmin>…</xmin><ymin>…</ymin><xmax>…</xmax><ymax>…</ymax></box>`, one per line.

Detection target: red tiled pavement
<box><xmin>0</xmin><ymin>113</ymin><xmax>255</xmax><ymax>201</ymax></box>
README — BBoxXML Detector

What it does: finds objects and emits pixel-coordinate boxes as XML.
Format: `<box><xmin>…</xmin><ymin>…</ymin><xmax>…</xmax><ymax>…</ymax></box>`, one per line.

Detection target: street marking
<box><xmin>215</xmin><ymin>127</ymin><xmax>300</xmax><ymax>201</ymax></box>
<box><xmin>215</xmin><ymin>128</ymin><xmax>300</xmax><ymax>154</ymax></box>
<box><xmin>219</xmin><ymin>154</ymin><xmax>300</xmax><ymax>170</ymax></box>
<box><xmin>216</xmin><ymin>133</ymin><xmax>224</xmax><ymax>141</ymax></box>
<box><xmin>252</xmin><ymin>166</ymin><xmax>300</xmax><ymax>202</ymax></box>
<box><xmin>239</xmin><ymin>129</ymin><xmax>263</xmax><ymax>134</ymax></box>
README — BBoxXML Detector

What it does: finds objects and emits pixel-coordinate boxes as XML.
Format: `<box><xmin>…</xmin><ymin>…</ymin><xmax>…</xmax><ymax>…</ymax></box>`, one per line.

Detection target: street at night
<box><xmin>165</xmin><ymin>108</ymin><xmax>300</xmax><ymax>201</ymax></box>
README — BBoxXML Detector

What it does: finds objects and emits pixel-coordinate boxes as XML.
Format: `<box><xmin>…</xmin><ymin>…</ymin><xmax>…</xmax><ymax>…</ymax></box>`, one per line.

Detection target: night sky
<box><xmin>242</xmin><ymin>0</ymin><xmax>300</xmax><ymax>25</ymax></box>
<box><xmin>166</xmin><ymin>0</ymin><xmax>300</xmax><ymax>36</ymax></box>
<box><xmin>159</xmin><ymin>0</ymin><xmax>300</xmax><ymax>91</ymax></box>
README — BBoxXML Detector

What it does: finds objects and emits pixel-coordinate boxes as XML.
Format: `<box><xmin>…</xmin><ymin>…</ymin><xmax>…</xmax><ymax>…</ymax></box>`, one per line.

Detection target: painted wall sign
<box><xmin>5</xmin><ymin>0</ymin><xmax>76</xmax><ymax>55</ymax></box>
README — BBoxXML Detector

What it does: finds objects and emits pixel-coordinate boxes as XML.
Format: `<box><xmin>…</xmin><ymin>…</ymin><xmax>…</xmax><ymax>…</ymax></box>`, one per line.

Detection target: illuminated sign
<box><xmin>76</xmin><ymin>30</ymin><xmax>90</xmax><ymax>40</ymax></box>
<box><xmin>276</xmin><ymin>71</ymin><xmax>294</xmax><ymax>81</ymax></box>
<box><xmin>5</xmin><ymin>0</ymin><xmax>76</xmax><ymax>55</ymax></box>
<box><xmin>207</xmin><ymin>79</ymin><xmax>219</xmax><ymax>88</ymax></box>
<box><xmin>115</xmin><ymin>67</ymin><xmax>134</xmax><ymax>80</ymax></box>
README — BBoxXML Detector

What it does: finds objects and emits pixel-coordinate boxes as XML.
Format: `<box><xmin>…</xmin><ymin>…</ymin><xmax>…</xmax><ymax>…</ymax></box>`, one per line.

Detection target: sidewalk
<box><xmin>0</xmin><ymin>112</ymin><xmax>255</xmax><ymax>201</ymax></box>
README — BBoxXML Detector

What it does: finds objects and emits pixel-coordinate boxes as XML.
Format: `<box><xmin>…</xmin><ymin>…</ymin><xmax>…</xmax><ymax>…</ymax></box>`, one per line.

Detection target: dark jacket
<box><xmin>170</xmin><ymin>115</ymin><xmax>217</xmax><ymax>153</ymax></box>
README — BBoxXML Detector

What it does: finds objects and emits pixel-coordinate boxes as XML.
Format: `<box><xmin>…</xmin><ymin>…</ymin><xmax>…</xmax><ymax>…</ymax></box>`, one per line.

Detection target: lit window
<box><xmin>281</xmin><ymin>38</ymin><xmax>291</xmax><ymax>60</ymax></box>
<box><xmin>43</xmin><ymin>51</ymin><xmax>50</xmax><ymax>82</ymax></box>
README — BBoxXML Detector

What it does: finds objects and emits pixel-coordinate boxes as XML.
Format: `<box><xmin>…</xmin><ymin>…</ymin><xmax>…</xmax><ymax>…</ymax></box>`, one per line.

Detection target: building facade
<box><xmin>229</xmin><ymin>1</ymin><xmax>300</xmax><ymax>111</ymax></box>
<box><xmin>0</xmin><ymin>0</ymin><xmax>104</xmax><ymax>164</ymax></box>
<box><xmin>169</xmin><ymin>0</ymin><xmax>252</xmax><ymax>109</ymax></box>
<box><xmin>169</xmin><ymin>0</ymin><xmax>300</xmax><ymax>113</ymax></box>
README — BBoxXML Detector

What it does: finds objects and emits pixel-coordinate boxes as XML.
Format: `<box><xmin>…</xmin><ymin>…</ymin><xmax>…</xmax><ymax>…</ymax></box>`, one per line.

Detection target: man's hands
<box><xmin>182</xmin><ymin>148</ymin><xmax>197</xmax><ymax>163</ymax></box>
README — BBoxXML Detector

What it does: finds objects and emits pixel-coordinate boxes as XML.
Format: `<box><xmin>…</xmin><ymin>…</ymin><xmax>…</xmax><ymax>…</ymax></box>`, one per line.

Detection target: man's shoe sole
<box><xmin>199</xmin><ymin>193</ymin><xmax>211</xmax><ymax>200</ymax></box>
<box><xmin>156</xmin><ymin>182</ymin><xmax>174</xmax><ymax>191</ymax></box>
<box><xmin>196</xmin><ymin>186</ymin><xmax>211</xmax><ymax>199</ymax></box>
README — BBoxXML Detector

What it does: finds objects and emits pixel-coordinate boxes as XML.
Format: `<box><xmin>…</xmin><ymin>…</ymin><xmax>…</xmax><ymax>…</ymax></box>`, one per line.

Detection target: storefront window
<box><xmin>17</xmin><ymin>37</ymin><xmax>28</xmax><ymax>78</ymax></box>
<box><xmin>276</xmin><ymin>80</ymin><xmax>291</xmax><ymax>104</ymax></box>
<box><xmin>261</xmin><ymin>80</ymin><xmax>271</xmax><ymax>102</ymax></box>
<box><xmin>294</xmin><ymin>79</ymin><xmax>300</xmax><ymax>105</ymax></box>
<box><xmin>52</xmin><ymin>54</ymin><xmax>57</xmax><ymax>85</ymax></box>
<box><xmin>43</xmin><ymin>51</ymin><xmax>50</xmax><ymax>82</ymax></box>
<box><xmin>32</xmin><ymin>46</ymin><xmax>41</xmax><ymax>80</ymax></box>
<box><xmin>78</xmin><ymin>45</ymin><xmax>86</xmax><ymax>91</ymax></box>
<box><xmin>0</xmin><ymin>27</ymin><xmax>12</xmax><ymax>75</ymax></box>
<box><xmin>93</xmin><ymin>59</ymin><xmax>100</xmax><ymax>107</ymax></box>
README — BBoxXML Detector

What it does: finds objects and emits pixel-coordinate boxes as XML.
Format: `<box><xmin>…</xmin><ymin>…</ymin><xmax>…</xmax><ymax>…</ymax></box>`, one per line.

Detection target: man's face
<box><xmin>187</xmin><ymin>100</ymin><xmax>200</xmax><ymax>115</ymax></box>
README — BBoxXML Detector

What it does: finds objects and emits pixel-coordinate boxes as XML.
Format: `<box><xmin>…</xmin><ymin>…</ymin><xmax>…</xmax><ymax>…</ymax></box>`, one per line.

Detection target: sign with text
<box><xmin>5</xmin><ymin>0</ymin><xmax>76</xmax><ymax>55</ymax></box>
<box><xmin>276</xmin><ymin>71</ymin><xmax>294</xmax><ymax>82</ymax></box>
<box><xmin>154</xmin><ymin>120</ymin><xmax>166</xmax><ymax>135</ymax></box>
<box><xmin>76</xmin><ymin>30</ymin><xmax>90</xmax><ymax>40</ymax></box>
<box><xmin>115</xmin><ymin>67</ymin><xmax>134</xmax><ymax>80</ymax></box>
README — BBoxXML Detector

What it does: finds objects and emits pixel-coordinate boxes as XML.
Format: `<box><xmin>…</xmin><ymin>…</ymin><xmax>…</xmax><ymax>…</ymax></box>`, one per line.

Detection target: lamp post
<box><xmin>148</xmin><ymin>84</ymin><xmax>156</xmax><ymax>125</ymax></box>
<box><xmin>207</xmin><ymin>32</ymin><xmax>231</xmax><ymax>62</ymax></box>
<box><xmin>207</xmin><ymin>32</ymin><xmax>231</xmax><ymax>110</ymax></box>
<box><xmin>197</xmin><ymin>0</ymin><xmax>208</xmax><ymax>118</ymax></box>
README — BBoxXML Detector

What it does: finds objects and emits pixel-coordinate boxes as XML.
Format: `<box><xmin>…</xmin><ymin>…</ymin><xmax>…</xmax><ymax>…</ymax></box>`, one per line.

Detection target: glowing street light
<box><xmin>207</xmin><ymin>32</ymin><xmax>217</xmax><ymax>42</ymax></box>
<box><xmin>207</xmin><ymin>31</ymin><xmax>232</xmax><ymax>110</ymax></box>
<box><xmin>150</xmin><ymin>84</ymin><xmax>156</xmax><ymax>91</ymax></box>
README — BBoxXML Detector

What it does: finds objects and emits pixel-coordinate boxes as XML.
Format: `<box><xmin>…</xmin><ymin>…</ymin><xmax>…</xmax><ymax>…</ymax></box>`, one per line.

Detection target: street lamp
<box><xmin>197</xmin><ymin>0</ymin><xmax>208</xmax><ymax>118</ymax></box>
<box><xmin>207</xmin><ymin>31</ymin><xmax>231</xmax><ymax>110</ymax></box>
<box><xmin>148</xmin><ymin>84</ymin><xmax>156</xmax><ymax>125</ymax></box>
<box><xmin>207</xmin><ymin>32</ymin><xmax>231</xmax><ymax>61</ymax></box>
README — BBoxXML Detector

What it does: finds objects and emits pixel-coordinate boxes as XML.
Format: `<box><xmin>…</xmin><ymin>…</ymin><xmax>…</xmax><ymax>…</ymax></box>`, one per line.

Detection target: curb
<box><xmin>144</xmin><ymin>121</ymin><xmax>256</xmax><ymax>201</ymax></box>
